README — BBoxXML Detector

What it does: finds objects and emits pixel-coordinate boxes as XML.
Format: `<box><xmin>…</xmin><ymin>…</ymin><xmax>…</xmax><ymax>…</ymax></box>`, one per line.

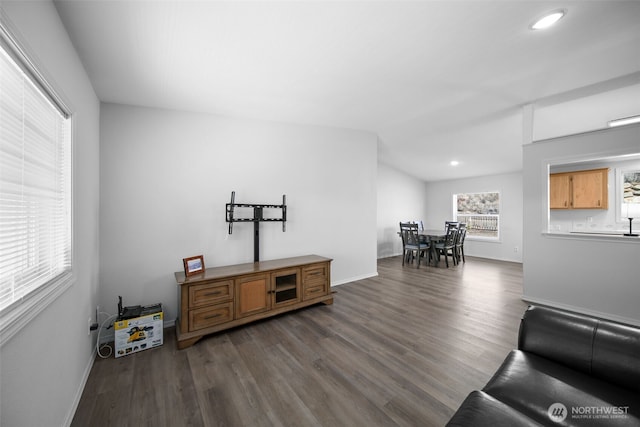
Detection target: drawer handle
<box><xmin>204</xmin><ymin>313</ymin><xmax>223</xmax><ymax>320</ymax></box>
<box><xmin>308</xmin><ymin>288</ymin><xmax>321</xmax><ymax>293</ymax></box>
<box><xmin>308</xmin><ymin>271</ymin><xmax>322</xmax><ymax>276</ymax></box>
<box><xmin>203</xmin><ymin>291</ymin><xmax>223</xmax><ymax>296</ymax></box>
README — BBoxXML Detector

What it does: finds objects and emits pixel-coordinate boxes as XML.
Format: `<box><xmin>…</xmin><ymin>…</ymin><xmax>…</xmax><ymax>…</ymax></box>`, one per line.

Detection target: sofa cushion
<box><xmin>483</xmin><ymin>350</ymin><xmax>640</xmax><ymax>426</ymax></box>
<box><xmin>593</xmin><ymin>321</ymin><xmax>640</xmax><ymax>393</ymax></box>
<box><xmin>446</xmin><ymin>390</ymin><xmax>543</xmax><ymax>427</ymax></box>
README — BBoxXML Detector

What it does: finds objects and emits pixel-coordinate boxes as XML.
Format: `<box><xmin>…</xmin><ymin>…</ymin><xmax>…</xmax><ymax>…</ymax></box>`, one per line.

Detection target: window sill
<box><xmin>543</xmin><ymin>231</ymin><xmax>640</xmax><ymax>244</ymax></box>
<box><xmin>467</xmin><ymin>236</ymin><xmax>501</xmax><ymax>243</ymax></box>
<box><xmin>0</xmin><ymin>272</ymin><xmax>75</xmax><ymax>347</ymax></box>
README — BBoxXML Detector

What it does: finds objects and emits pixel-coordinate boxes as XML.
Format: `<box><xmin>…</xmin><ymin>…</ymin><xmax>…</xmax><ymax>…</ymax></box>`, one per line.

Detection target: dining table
<box><xmin>419</xmin><ymin>229</ymin><xmax>447</xmax><ymax>267</ymax></box>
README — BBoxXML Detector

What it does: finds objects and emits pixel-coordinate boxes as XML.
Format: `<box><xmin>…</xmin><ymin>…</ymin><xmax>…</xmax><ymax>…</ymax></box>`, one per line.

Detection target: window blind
<box><xmin>0</xmin><ymin>41</ymin><xmax>71</xmax><ymax>313</ymax></box>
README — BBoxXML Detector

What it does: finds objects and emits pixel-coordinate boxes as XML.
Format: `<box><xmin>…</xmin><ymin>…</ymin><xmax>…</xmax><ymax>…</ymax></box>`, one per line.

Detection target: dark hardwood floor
<box><xmin>72</xmin><ymin>256</ymin><xmax>527</xmax><ymax>427</ymax></box>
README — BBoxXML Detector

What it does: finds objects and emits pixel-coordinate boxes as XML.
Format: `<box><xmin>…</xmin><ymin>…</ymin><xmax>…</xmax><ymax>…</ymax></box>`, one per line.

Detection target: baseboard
<box><xmin>377</xmin><ymin>253</ymin><xmax>523</xmax><ymax>265</ymax></box>
<box><xmin>522</xmin><ymin>295</ymin><xmax>640</xmax><ymax>327</ymax></box>
<box><xmin>64</xmin><ymin>345</ymin><xmax>96</xmax><ymax>426</ymax></box>
<box><xmin>377</xmin><ymin>252</ymin><xmax>403</xmax><ymax>259</ymax></box>
<box><xmin>332</xmin><ymin>271</ymin><xmax>378</xmax><ymax>287</ymax></box>
<box><xmin>467</xmin><ymin>255</ymin><xmax>523</xmax><ymax>265</ymax></box>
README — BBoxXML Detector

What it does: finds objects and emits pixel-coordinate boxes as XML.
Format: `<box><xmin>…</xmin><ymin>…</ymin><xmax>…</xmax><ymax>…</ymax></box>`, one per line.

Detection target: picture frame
<box><xmin>183</xmin><ymin>255</ymin><xmax>205</xmax><ymax>277</ymax></box>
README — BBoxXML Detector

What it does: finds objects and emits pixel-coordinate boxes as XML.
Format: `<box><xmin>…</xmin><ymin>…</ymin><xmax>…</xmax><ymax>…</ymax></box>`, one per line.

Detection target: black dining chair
<box><xmin>445</xmin><ymin>221</ymin><xmax>460</xmax><ymax>232</ymax></box>
<box><xmin>399</xmin><ymin>222</ymin><xmax>430</xmax><ymax>268</ymax></box>
<box><xmin>455</xmin><ymin>224</ymin><xmax>467</xmax><ymax>264</ymax></box>
<box><xmin>435</xmin><ymin>226</ymin><xmax>458</xmax><ymax>268</ymax></box>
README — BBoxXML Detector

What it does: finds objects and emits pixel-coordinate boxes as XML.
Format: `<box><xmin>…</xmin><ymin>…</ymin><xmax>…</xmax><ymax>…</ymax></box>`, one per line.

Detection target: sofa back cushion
<box><xmin>592</xmin><ymin>321</ymin><xmax>640</xmax><ymax>393</ymax></box>
<box><xmin>518</xmin><ymin>305</ymin><xmax>597</xmax><ymax>375</ymax></box>
<box><xmin>518</xmin><ymin>305</ymin><xmax>640</xmax><ymax>392</ymax></box>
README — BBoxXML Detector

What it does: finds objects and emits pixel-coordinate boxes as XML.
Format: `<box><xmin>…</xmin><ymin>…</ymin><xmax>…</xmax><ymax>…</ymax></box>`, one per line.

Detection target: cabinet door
<box><xmin>549</xmin><ymin>173</ymin><xmax>570</xmax><ymax>209</ymax></box>
<box><xmin>272</xmin><ymin>268</ymin><xmax>301</xmax><ymax>308</ymax></box>
<box><xmin>235</xmin><ymin>274</ymin><xmax>270</xmax><ymax>318</ymax></box>
<box><xmin>572</xmin><ymin>169</ymin><xmax>608</xmax><ymax>209</ymax></box>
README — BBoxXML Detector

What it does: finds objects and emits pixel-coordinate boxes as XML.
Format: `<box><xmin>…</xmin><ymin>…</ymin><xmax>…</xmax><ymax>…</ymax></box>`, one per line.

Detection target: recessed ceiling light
<box><xmin>608</xmin><ymin>115</ymin><xmax>640</xmax><ymax>127</ymax></box>
<box><xmin>450</xmin><ymin>160</ymin><xmax>459</xmax><ymax>166</ymax></box>
<box><xmin>530</xmin><ymin>9</ymin><xmax>566</xmax><ymax>30</ymax></box>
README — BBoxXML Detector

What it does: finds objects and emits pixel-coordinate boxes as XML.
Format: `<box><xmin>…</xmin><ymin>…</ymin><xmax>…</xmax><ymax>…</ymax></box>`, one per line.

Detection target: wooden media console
<box><xmin>174</xmin><ymin>255</ymin><xmax>332</xmax><ymax>349</ymax></box>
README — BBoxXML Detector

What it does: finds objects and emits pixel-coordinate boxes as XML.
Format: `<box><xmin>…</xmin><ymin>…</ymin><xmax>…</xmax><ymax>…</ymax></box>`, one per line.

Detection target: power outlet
<box><xmin>514</xmin><ymin>246</ymin><xmax>519</xmax><ymax>253</ymax></box>
<box><xmin>87</xmin><ymin>317</ymin><xmax>92</xmax><ymax>336</ymax></box>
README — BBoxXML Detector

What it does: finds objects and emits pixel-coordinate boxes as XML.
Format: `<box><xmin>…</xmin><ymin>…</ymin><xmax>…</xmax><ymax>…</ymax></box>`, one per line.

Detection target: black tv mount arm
<box><xmin>225</xmin><ymin>191</ymin><xmax>287</xmax><ymax>262</ymax></box>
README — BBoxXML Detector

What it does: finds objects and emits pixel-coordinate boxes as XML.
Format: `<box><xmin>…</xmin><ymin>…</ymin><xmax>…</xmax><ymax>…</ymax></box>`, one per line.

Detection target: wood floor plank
<box><xmin>72</xmin><ymin>255</ymin><xmax>527</xmax><ymax>427</ymax></box>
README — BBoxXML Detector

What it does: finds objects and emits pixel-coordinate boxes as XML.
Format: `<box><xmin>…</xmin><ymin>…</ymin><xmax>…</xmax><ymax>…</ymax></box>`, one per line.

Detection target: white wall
<box><xmin>534</xmin><ymin>82</ymin><xmax>640</xmax><ymax>141</ymax></box>
<box><xmin>376</xmin><ymin>162</ymin><xmax>429</xmax><ymax>258</ymax></box>
<box><xmin>0</xmin><ymin>2</ymin><xmax>100</xmax><ymax>426</ymax></box>
<box><xmin>100</xmin><ymin>103</ymin><xmax>378</xmax><ymax>327</ymax></box>
<box><xmin>424</xmin><ymin>173</ymin><xmax>524</xmax><ymax>263</ymax></box>
<box><xmin>523</xmin><ymin>124</ymin><xmax>640</xmax><ymax>325</ymax></box>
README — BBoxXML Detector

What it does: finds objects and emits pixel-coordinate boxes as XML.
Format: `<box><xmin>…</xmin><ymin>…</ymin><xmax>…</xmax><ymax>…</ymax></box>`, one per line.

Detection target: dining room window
<box><xmin>453</xmin><ymin>192</ymin><xmax>500</xmax><ymax>240</ymax></box>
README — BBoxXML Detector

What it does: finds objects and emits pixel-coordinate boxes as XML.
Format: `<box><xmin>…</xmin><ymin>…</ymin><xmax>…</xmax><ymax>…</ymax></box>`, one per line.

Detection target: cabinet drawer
<box><xmin>189</xmin><ymin>302</ymin><xmax>233</xmax><ymax>331</ymax></box>
<box><xmin>189</xmin><ymin>280</ymin><xmax>233</xmax><ymax>308</ymax></box>
<box><xmin>302</xmin><ymin>264</ymin><xmax>327</xmax><ymax>287</ymax></box>
<box><xmin>303</xmin><ymin>284</ymin><xmax>326</xmax><ymax>300</ymax></box>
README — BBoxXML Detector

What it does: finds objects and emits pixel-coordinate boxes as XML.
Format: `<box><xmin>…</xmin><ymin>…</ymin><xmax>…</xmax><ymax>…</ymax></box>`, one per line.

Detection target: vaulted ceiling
<box><xmin>54</xmin><ymin>1</ymin><xmax>640</xmax><ymax>181</ymax></box>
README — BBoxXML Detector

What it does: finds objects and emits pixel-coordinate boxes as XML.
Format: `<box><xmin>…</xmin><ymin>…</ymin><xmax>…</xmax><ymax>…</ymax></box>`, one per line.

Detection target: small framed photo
<box><xmin>183</xmin><ymin>255</ymin><xmax>205</xmax><ymax>277</ymax></box>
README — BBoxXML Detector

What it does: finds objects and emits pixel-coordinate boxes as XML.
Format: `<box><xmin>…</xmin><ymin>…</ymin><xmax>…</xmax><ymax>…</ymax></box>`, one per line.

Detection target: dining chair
<box><xmin>455</xmin><ymin>224</ymin><xmax>467</xmax><ymax>263</ymax></box>
<box><xmin>399</xmin><ymin>222</ymin><xmax>430</xmax><ymax>268</ymax></box>
<box><xmin>445</xmin><ymin>221</ymin><xmax>460</xmax><ymax>232</ymax></box>
<box><xmin>435</xmin><ymin>226</ymin><xmax>458</xmax><ymax>268</ymax></box>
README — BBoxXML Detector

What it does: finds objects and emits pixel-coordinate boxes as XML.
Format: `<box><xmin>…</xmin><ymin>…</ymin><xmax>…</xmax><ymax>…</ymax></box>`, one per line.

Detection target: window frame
<box><xmin>452</xmin><ymin>191</ymin><xmax>501</xmax><ymax>241</ymax></box>
<box><xmin>0</xmin><ymin>19</ymin><xmax>74</xmax><ymax>347</ymax></box>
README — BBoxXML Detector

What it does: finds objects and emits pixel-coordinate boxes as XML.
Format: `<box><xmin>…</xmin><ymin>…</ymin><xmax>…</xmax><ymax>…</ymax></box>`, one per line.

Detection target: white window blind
<box><xmin>0</xmin><ymin>38</ymin><xmax>72</xmax><ymax>314</ymax></box>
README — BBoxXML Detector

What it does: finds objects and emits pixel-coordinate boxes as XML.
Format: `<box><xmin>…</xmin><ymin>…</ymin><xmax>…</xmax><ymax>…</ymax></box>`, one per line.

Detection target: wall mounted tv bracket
<box><xmin>225</xmin><ymin>191</ymin><xmax>287</xmax><ymax>262</ymax></box>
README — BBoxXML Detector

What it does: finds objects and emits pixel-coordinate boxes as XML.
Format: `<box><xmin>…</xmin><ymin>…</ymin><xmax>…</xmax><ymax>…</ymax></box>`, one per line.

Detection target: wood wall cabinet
<box><xmin>549</xmin><ymin>173</ymin><xmax>571</xmax><ymax>209</ymax></box>
<box><xmin>175</xmin><ymin>255</ymin><xmax>332</xmax><ymax>349</ymax></box>
<box><xmin>550</xmin><ymin>168</ymin><xmax>608</xmax><ymax>210</ymax></box>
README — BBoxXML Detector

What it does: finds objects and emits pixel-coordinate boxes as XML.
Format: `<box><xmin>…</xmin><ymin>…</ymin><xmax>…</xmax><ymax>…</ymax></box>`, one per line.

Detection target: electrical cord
<box><xmin>96</xmin><ymin>312</ymin><xmax>118</xmax><ymax>359</ymax></box>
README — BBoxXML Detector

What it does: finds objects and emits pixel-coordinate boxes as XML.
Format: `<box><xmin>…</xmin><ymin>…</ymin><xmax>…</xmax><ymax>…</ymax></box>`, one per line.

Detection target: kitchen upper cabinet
<box><xmin>550</xmin><ymin>173</ymin><xmax>571</xmax><ymax>209</ymax></box>
<box><xmin>550</xmin><ymin>168</ymin><xmax>608</xmax><ymax>210</ymax></box>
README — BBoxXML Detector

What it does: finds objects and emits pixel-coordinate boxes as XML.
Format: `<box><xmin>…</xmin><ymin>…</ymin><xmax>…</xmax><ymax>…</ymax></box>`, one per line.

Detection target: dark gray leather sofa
<box><xmin>446</xmin><ymin>305</ymin><xmax>640</xmax><ymax>426</ymax></box>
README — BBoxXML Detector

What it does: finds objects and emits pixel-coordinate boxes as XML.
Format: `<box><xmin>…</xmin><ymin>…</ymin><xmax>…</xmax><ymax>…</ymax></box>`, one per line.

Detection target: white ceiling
<box><xmin>53</xmin><ymin>0</ymin><xmax>640</xmax><ymax>181</ymax></box>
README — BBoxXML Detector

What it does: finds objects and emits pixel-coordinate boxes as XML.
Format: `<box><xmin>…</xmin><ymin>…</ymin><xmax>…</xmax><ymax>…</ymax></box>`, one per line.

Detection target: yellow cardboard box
<box><xmin>114</xmin><ymin>310</ymin><xmax>163</xmax><ymax>358</ymax></box>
